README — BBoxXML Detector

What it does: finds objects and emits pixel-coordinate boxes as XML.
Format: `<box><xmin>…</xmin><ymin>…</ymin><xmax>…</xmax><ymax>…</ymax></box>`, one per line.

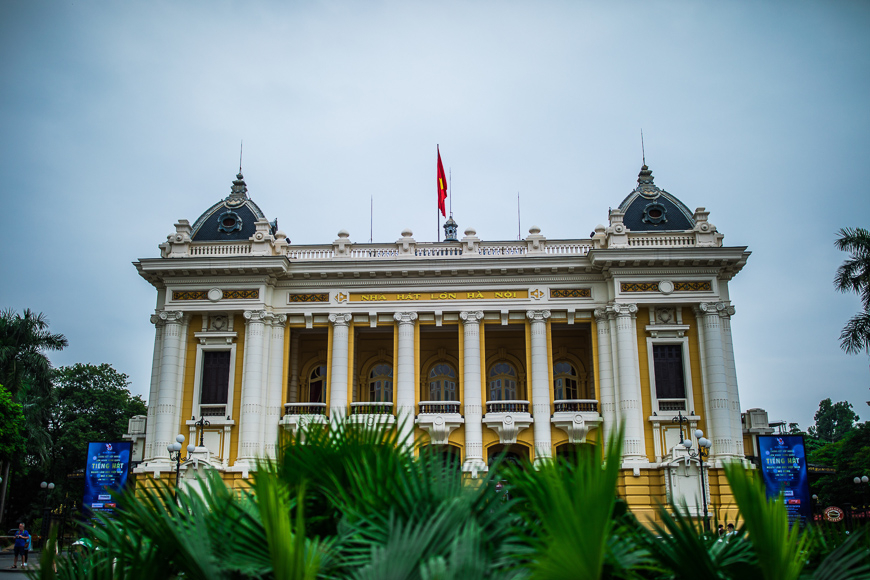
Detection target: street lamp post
<box><xmin>192</xmin><ymin>415</ymin><xmax>211</xmax><ymax>447</ymax></box>
<box><xmin>167</xmin><ymin>434</ymin><xmax>186</xmax><ymax>501</ymax></box>
<box><xmin>672</xmin><ymin>412</ymin><xmax>713</xmax><ymax>531</ymax></box>
<box><xmin>39</xmin><ymin>481</ymin><xmax>55</xmax><ymax>548</ymax></box>
<box><xmin>853</xmin><ymin>475</ymin><xmax>868</xmax><ymax>525</ymax></box>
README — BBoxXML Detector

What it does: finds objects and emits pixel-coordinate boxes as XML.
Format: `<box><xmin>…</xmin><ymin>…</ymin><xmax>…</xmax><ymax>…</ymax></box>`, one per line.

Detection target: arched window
<box><xmin>489</xmin><ymin>362</ymin><xmax>517</xmax><ymax>401</ymax></box>
<box><xmin>428</xmin><ymin>363</ymin><xmax>457</xmax><ymax>401</ymax></box>
<box><xmin>553</xmin><ymin>361</ymin><xmax>578</xmax><ymax>400</ymax></box>
<box><xmin>308</xmin><ymin>364</ymin><xmax>326</xmax><ymax>403</ymax></box>
<box><xmin>369</xmin><ymin>363</ymin><xmax>393</xmax><ymax>402</ymax></box>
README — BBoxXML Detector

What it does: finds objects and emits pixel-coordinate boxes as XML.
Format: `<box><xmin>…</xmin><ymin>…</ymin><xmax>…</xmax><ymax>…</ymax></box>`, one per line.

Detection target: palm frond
<box><xmin>725</xmin><ymin>462</ymin><xmax>807</xmax><ymax>580</ymax></box>
<box><xmin>507</xmin><ymin>425</ymin><xmax>626</xmax><ymax>580</ymax></box>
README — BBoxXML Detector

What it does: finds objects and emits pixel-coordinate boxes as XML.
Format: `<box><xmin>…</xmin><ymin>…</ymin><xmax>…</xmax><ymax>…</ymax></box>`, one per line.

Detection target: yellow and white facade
<box><xmin>130</xmin><ymin>164</ymin><xmax>751</xmax><ymax>522</ymax></box>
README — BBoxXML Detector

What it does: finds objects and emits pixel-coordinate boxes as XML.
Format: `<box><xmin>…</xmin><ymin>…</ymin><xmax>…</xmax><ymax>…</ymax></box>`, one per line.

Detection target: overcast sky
<box><xmin>2</xmin><ymin>1</ymin><xmax>869</xmax><ymax>431</ymax></box>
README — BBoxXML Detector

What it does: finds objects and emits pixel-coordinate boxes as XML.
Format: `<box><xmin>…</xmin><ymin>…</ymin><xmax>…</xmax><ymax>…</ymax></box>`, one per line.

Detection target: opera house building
<box><xmin>128</xmin><ymin>163</ymin><xmax>757</xmax><ymax>521</ymax></box>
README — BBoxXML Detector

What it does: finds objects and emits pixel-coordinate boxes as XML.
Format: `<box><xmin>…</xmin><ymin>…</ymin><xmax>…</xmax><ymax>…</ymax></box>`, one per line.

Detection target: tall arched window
<box><xmin>553</xmin><ymin>361</ymin><xmax>578</xmax><ymax>400</ymax></box>
<box><xmin>308</xmin><ymin>364</ymin><xmax>326</xmax><ymax>403</ymax></box>
<box><xmin>488</xmin><ymin>362</ymin><xmax>517</xmax><ymax>401</ymax></box>
<box><xmin>369</xmin><ymin>363</ymin><xmax>393</xmax><ymax>402</ymax></box>
<box><xmin>428</xmin><ymin>363</ymin><xmax>457</xmax><ymax>401</ymax></box>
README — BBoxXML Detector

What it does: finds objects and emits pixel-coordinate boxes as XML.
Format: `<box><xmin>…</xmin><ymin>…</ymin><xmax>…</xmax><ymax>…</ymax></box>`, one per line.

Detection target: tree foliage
<box><xmin>0</xmin><ymin>384</ymin><xmax>25</xmax><ymax>463</ymax></box>
<box><xmin>37</xmin><ymin>418</ymin><xmax>870</xmax><ymax>580</ymax></box>
<box><xmin>807</xmin><ymin>398</ymin><xmax>859</xmax><ymax>443</ymax></box>
<box><xmin>834</xmin><ymin>227</ymin><xmax>870</xmax><ymax>354</ymax></box>
<box><xmin>0</xmin><ymin>308</ymin><xmax>67</xmax><ymax>398</ymax></box>
<box><xmin>49</xmin><ymin>363</ymin><xmax>147</xmax><ymax>483</ymax></box>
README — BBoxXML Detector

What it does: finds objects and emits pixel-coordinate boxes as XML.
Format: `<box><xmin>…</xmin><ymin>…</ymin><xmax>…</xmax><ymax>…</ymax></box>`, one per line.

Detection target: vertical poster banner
<box><xmin>82</xmin><ymin>441</ymin><xmax>132</xmax><ymax>520</ymax></box>
<box><xmin>757</xmin><ymin>434</ymin><xmax>812</xmax><ymax>527</ymax></box>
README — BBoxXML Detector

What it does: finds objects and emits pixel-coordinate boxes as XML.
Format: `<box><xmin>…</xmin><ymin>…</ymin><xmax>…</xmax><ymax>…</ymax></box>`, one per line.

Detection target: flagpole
<box><xmin>517</xmin><ymin>192</ymin><xmax>521</xmax><ymax>241</ymax></box>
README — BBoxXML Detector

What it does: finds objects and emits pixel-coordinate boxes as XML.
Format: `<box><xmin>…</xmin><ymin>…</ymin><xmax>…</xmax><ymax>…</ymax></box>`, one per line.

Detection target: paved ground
<box><xmin>0</xmin><ymin>549</ymin><xmax>48</xmax><ymax>574</ymax></box>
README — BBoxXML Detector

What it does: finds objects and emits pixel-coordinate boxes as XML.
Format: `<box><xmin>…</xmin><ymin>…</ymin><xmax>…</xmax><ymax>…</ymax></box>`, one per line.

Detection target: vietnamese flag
<box><xmin>437</xmin><ymin>146</ymin><xmax>447</xmax><ymax>217</ymax></box>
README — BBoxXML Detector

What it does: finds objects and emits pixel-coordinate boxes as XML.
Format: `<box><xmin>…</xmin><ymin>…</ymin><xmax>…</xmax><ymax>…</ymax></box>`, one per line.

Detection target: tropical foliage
<box><xmin>834</xmin><ymin>227</ymin><xmax>870</xmax><ymax>354</ymax></box>
<box><xmin>34</xmin><ymin>418</ymin><xmax>870</xmax><ymax>580</ymax></box>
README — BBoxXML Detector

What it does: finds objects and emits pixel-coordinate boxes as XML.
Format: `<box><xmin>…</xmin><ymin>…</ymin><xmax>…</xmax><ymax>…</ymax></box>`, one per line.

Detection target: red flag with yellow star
<box><xmin>437</xmin><ymin>146</ymin><xmax>447</xmax><ymax>217</ymax></box>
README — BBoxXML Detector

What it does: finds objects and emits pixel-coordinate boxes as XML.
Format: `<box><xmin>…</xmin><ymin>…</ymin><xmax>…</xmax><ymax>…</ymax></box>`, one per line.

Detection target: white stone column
<box><xmin>527</xmin><ymin>310</ymin><xmax>552</xmax><ymax>462</ymax></box>
<box><xmin>394</xmin><ymin>312</ymin><xmax>418</xmax><ymax>447</ymax></box>
<box><xmin>288</xmin><ymin>332</ymin><xmax>300</xmax><ymax>403</ymax></box>
<box><xmin>236</xmin><ymin>310</ymin><xmax>270</xmax><ymax>465</ymax></box>
<box><xmin>613</xmin><ymin>303</ymin><xmax>646</xmax><ymax>462</ymax></box>
<box><xmin>698</xmin><ymin>302</ymin><xmax>735</xmax><ymax>459</ymax></box>
<box><xmin>594</xmin><ymin>307</ymin><xmax>617</xmax><ymax>445</ymax></box>
<box><xmin>152</xmin><ymin>311</ymin><xmax>185</xmax><ymax>464</ymax></box>
<box><xmin>328</xmin><ymin>313</ymin><xmax>352</xmax><ymax>416</ymax></box>
<box><xmin>460</xmin><ymin>311</ymin><xmax>486</xmax><ymax>475</ymax></box>
<box><xmin>144</xmin><ymin>314</ymin><xmax>164</xmax><ymax>462</ymax></box>
<box><xmin>720</xmin><ymin>304</ymin><xmax>743</xmax><ymax>457</ymax></box>
<box><xmin>264</xmin><ymin>315</ymin><xmax>287</xmax><ymax>458</ymax></box>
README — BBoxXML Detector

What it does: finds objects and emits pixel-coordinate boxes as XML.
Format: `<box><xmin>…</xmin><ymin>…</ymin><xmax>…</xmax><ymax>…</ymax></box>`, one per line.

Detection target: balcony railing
<box><xmin>486</xmin><ymin>400</ymin><xmax>530</xmax><ymax>414</ymax></box>
<box><xmin>200</xmin><ymin>404</ymin><xmax>227</xmax><ymax>417</ymax></box>
<box><xmin>418</xmin><ymin>401</ymin><xmax>462</xmax><ymax>414</ymax></box>
<box><xmin>283</xmin><ymin>402</ymin><xmax>327</xmax><ymax>415</ymax></box>
<box><xmin>553</xmin><ymin>399</ymin><xmax>599</xmax><ymax>413</ymax></box>
<box><xmin>658</xmin><ymin>399</ymin><xmax>687</xmax><ymax>412</ymax></box>
<box><xmin>350</xmin><ymin>402</ymin><xmax>394</xmax><ymax>415</ymax></box>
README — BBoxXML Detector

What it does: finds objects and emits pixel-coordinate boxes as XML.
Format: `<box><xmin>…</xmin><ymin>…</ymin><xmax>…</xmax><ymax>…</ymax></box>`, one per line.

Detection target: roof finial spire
<box><xmin>641</xmin><ymin>129</ymin><xmax>646</xmax><ymax>166</ymax></box>
<box><xmin>239</xmin><ymin>140</ymin><xmax>243</xmax><ymax>174</ymax></box>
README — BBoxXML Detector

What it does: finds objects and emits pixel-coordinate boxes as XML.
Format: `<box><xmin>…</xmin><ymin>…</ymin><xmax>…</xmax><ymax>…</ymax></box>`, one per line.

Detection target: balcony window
<box><xmin>653</xmin><ymin>344</ymin><xmax>686</xmax><ymax>400</ymax></box>
<box><xmin>369</xmin><ymin>363</ymin><xmax>393</xmax><ymax>403</ymax></box>
<box><xmin>428</xmin><ymin>363</ymin><xmax>457</xmax><ymax>401</ymax></box>
<box><xmin>553</xmin><ymin>361</ymin><xmax>579</xmax><ymax>400</ymax></box>
<box><xmin>488</xmin><ymin>362</ymin><xmax>517</xmax><ymax>401</ymax></box>
<box><xmin>308</xmin><ymin>364</ymin><xmax>326</xmax><ymax>403</ymax></box>
<box><xmin>201</xmin><ymin>351</ymin><xmax>230</xmax><ymax>406</ymax></box>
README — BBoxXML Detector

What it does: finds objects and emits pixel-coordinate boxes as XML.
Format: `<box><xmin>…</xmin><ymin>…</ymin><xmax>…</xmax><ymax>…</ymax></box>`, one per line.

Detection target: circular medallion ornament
<box><xmin>573</xmin><ymin>414</ymin><xmax>585</xmax><ymax>425</ymax></box>
<box><xmin>434</xmin><ymin>416</ymin><xmax>444</xmax><ymax>426</ymax></box>
<box><xmin>824</xmin><ymin>506</ymin><xmax>844</xmax><ymax>522</ymax></box>
<box><xmin>659</xmin><ymin>280</ymin><xmax>674</xmax><ymax>295</ymax></box>
<box><xmin>504</xmin><ymin>415</ymin><xmax>514</xmax><ymax>425</ymax></box>
<box><xmin>207</xmin><ymin>288</ymin><xmax>222</xmax><ymax>302</ymax></box>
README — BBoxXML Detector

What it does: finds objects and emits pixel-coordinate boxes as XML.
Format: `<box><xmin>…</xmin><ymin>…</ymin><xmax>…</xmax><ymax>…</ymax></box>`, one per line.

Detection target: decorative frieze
<box><xmin>620</xmin><ymin>281</ymin><xmax>712</xmax><ymax>293</ymax></box>
<box><xmin>289</xmin><ymin>293</ymin><xmax>329</xmax><ymax>303</ymax></box>
<box><xmin>172</xmin><ymin>289</ymin><xmax>260</xmax><ymax>301</ymax></box>
<box><xmin>550</xmin><ymin>288</ymin><xmax>591</xmax><ymax>298</ymax></box>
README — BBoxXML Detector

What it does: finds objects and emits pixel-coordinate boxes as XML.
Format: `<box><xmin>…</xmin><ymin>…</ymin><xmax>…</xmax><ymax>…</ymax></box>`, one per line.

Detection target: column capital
<box><xmin>460</xmin><ymin>311</ymin><xmax>484</xmax><ymax>324</ymax></box>
<box><xmin>698</xmin><ymin>301</ymin><xmax>728</xmax><ymax>316</ymax></box>
<box><xmin>270</xmin><ymin>314</ymin><xmax>288</xmax><ymax>325</ymax></box>
<box><xmin>328</xmin><ymin>312</ymin><xmax>352</xmax><ymax>326</ymax></box>
<box><xmin>526</xmin><ymin>310</ymin><xmax>551</xmax><ymax>322</ymax></box>
<box><xmin>244</xmin><ymin>309</ymin><xmax>271</xmax><ymax>323</ymax></box>
<box><xmin>612</xmin><ymin>303</ymin><xmax>638</xmax><ymax>317</ymax></box>
<box><xmin>157</xmin><ymin>310</ymin><xmax>185</xmax><ymax>324</ymax></box>
<box><xmin>393</xmin><ymin>311</ymin><xmax>418</xmax><ymax>325</ymax></box>
<box><xmin>593</xmin><ymin>306</ymin><xmax>614</xmax><ymax>322</ymax></box>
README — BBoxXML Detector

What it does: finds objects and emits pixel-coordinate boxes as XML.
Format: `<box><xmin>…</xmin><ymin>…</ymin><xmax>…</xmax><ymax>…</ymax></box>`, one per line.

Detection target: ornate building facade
<box><xmin>130</xmin><ymin>164</ymin><xmax>751</xmax><ymax>521</ymax></box>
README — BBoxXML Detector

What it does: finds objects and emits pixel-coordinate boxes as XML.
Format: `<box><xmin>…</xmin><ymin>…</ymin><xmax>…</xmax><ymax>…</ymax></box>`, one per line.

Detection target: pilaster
<box><xmin>328</xmin><ymin>313</ymin><xmax>353</xmax><ymax>416</ymax></box>
<box><xmin>394</xmin><ymin>311</ymin><xmax>418</xmax><ymax>447</ymax></box>
<box><xmin>460</xmin><ymin>311</ymin><xmax>486</xmax><ymax>475</ymax></box>
<box><xmin>613</xmin><ymin>303</ymin><xmax>646</xmax><ymax>462</ymax></box>
<box><xmin>236</xmin><ymin>309</ymin><xmax>272</xmax><ymax>465</ymax></box>
<box><xmin>527</xmin><ymin>310</ymin><xmax>552</xmax><ymax>462</ymax></box>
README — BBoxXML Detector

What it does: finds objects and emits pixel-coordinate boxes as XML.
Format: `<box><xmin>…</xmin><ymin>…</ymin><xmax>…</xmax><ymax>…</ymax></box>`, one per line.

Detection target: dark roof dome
<box><xmin>190</xmin><ymin>172</ymin><xmax>277</xmax><ymax>241</ymax></box>
<box><xmin>617</xmin><ymin>165</ymin><xmax>694</xmax><ymax>231</ymax></box>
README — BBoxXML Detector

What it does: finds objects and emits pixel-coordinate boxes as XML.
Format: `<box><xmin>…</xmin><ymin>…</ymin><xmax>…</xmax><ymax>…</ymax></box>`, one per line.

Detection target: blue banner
<box><xmin>757</xmin><ymin>435</ymin><xmax>812</xmax><ymax>527</ymax></box>
<box><xmin>82</xmin><ymin>441</ymin><xmax>132</xmax><ymax>520</ymax></box>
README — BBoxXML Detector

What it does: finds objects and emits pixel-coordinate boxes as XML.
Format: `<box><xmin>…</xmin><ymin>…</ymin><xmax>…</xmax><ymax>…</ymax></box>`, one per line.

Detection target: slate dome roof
<box><xmin>617</xmin><ymin>165</ymin><xmax>694</xmax><ymax>232</ymax></box>
<box><xmin>190</xmin><ymin>172</ymin><xmax>277</xmax><ymax>241</ymax></box>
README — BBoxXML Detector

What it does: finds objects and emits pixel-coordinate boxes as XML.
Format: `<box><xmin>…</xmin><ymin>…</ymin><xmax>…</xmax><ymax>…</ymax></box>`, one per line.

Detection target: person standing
<box><xmin>12</xmin><ymin>523</ymin><xmax>30</xmax><ymax>569</ymax></box>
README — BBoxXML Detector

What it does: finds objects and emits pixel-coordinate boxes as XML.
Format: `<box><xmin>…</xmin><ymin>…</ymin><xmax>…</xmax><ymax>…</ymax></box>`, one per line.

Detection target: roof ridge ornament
<box><xmin>226</xmin><ymin>172</ymin><xmax>248</xmax><ymax>207</ymax></box>
<box><xmin>635</xmin><ymin>164</ymin><xmax>662</xmax><ymax>199</ymax></box>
